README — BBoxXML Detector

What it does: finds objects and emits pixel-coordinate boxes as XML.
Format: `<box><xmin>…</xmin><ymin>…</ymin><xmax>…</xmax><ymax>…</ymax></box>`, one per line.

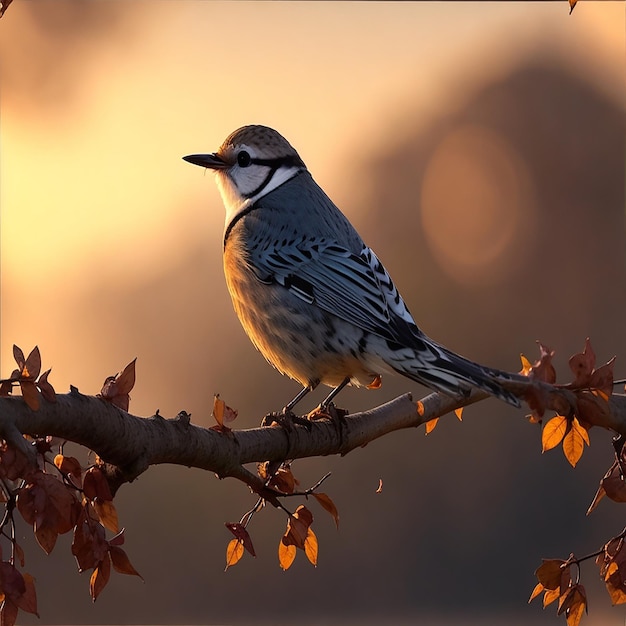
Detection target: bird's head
<box><xmin>184</xmin><ymin>125</ymin><xmax>306</xmax><ymax>222</ymax></box>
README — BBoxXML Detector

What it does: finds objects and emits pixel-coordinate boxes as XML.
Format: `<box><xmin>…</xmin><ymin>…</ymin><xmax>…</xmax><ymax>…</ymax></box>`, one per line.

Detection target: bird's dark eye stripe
<box><xmin>249</xmin><ymin>155</ymin><xmax>304</xmax><ymax>169</ymax></box>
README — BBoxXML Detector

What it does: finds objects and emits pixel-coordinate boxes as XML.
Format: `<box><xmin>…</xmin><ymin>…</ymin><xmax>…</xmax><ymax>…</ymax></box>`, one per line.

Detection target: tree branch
<box><xmin>0</xmin><ymin>378</ymin><xmax>624</xmax><ymax>496</ymax></box>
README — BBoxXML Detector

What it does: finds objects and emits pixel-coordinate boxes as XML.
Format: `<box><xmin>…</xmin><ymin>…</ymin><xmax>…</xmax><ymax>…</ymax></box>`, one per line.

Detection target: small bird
<box><xmin>183</xmin><ymin>125</ymin><xmax>520</xmax><ymax>412</ymax></box>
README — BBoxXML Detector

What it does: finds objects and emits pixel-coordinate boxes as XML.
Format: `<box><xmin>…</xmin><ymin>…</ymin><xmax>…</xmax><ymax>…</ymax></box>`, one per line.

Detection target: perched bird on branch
<box><xmin>184</xmin><ymin>125</ymin><xmax>520</xmax><ymax>412</ymax></box>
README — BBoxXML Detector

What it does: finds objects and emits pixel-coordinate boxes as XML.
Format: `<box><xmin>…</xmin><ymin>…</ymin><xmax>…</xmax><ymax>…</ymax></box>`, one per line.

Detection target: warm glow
<box><xmin>420</xmin><ymin>125</ymin><xmax>535</xmax><ymax>285</ymax></box>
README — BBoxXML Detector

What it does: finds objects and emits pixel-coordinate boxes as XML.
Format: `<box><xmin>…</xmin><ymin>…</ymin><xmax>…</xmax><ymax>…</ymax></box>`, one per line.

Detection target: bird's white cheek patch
<box><xmin>216</xmin><ymin>172</ymin><xmax>252</xmax><ymax>225</ymax></box>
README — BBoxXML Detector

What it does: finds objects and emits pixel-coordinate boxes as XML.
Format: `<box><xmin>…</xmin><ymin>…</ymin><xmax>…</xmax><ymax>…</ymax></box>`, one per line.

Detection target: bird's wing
<box><xmin>250</xmin><ymin>236</ymin><xmax>420</xmax><ymax>343</ymax></box>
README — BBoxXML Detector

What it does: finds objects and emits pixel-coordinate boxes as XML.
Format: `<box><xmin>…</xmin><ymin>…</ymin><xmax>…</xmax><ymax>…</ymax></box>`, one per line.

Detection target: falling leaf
<box><xmin>313</xmin><ymin>493</ymin><xmax>339</xmax><ymax>528</ymax></box>
<box><xmin>225</xmin><ymin>538</ymin><xmax>244</xmax><ymax>570</ymax></box>
<box><xmin>542</xmin><ymin>416</ymin><xmax>568</xmax><ymax>452</ymax></box>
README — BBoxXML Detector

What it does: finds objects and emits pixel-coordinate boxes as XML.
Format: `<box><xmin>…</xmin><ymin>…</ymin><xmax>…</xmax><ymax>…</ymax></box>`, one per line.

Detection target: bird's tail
<box><xmin>388</xmin><ymin>337</ymin><xmax>522</xmax><ymax>408</ymax></box>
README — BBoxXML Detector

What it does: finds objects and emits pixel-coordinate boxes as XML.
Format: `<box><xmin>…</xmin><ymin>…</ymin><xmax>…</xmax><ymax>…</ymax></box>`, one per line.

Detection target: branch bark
<box><xmin>0</xmin><ymin>379</ymin><xmax>624</xmax><ymax>496</ymax></box>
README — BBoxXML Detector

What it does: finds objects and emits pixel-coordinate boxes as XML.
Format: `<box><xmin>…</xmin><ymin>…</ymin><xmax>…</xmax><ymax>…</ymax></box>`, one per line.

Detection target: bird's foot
<box><xmin>261</xmin><ymin>409</ymin><xmax>313</xmax><ymax>431</ymax></box>
<box><xmin>307</xmin><ymin>402</ymin><xmax>348</xmax><ymax>422</ymax></box>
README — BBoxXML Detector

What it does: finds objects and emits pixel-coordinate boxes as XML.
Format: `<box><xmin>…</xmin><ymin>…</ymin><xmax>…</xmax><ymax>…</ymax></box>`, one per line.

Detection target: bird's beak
<box><xmin>182</xmin><ymin>153</ymin><xmax>230</xmax><ymax>170</ymax></box>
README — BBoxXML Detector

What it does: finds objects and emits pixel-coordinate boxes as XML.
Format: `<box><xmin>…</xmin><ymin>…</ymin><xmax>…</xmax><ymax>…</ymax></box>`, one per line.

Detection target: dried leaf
<box><xmin>304</xmin><ymin>528</ymin><xmax>318</xmax><ymax>566</ymax></box>
<box><xmin>542</xmin><ymin>416</ymin><xmax>568</xmax><ymax>452</ymax></box>
<box><xmin>19</xmin><ymin>381</ymin><xmax>39</xmax><ymax>411</ymax></box>
<box><xmin>12</xmin><ymin>346</ymin><xmax>25</xmax><ymax>371</ymax></box>
<box><xmin>36</xmin><ymin>369</ymin><xmax>56</xmax><ymax>403</ymax></box>
<box><xmin>225</xmin><ymin>522</ymin><xmax>256</xmax><ymax>557</ymax></box>
<box><xmin>265</xmin><ymin>466</ymin><xmax>295</xmax><ymax>494</ymax></box>
<box><xmin>543</xmin><ymin>586</ymin><xmax>560</xmax><ymax>608</ymax></box>
<box><xmin>589</xmin><ymin>357</ymin><xmax>615</xmax><ymax>399</ymax></box>
<box><xmin>376</xmin><ymin>478</ymin><xmax>383</xmax><ymax>494</ymax></box>
<box><xmin>530</xmin><ymin>342</ymin><xmax>557</xmax><ymax>384</ymax></box>
<box><xmin>520</xmin><ymin>354</ymin><xmax>533</xmax><ymax>376</ymax></box>
<box><xmin>367</xmin><ymin>375</ymin><xmax>382</xmax><ymax>389</ymax></box>
<box><xmin>569</xmin><ymin>338</ymin><xmax>595</xmax><ymax>387</ymax></box>
<box><xmin>83</xmin><ymin>467</ymin><xmax>113</xmax><ymax>502</ymax></box>
<box><xmin>212</xmin><ymin>395</ymin><xmax>225</xmax><ymax>427</ymax></box>
<box><xmin>54</xmin><ymin>455</ymin><xmax>82</xmax><ymax>486</ymax></box>
<box><xmin>563</xmin><ymin>419</ymin><xmax>586</xmax><ymax>467</ymax></box>
<box><xmin>528</xmin><ymin>582</ymin><xmax>544</xmax><ymax>603</ymax></box>
<box><xmin>225</xmin><ymin>539</ymin><xmax>244</xmax><ymax>570</ymax></box>
<box><xmin>313</xmin><ymin>493</ymin><xmax>339</xmax><ymax>529</ymax></box>
<box><xmin>425</xmin><ymin>418</ymin><xmax>438</xmax><ymax>434</ymax></box>
<box><xmin>90</xmin><ymin>555</ymin><xmax>111</xmax><ymax>602</ymax></box>
<box><xmin>559</xmin><ymin>584</ymin><xmax>586</xmax><ymax>626</ymax></box>
<box><xmin>34</xmin><ymin>522</ymin><xmax>58</xmax><ymax>555</ymax></box>
<box><xmin>278</xmin><ymin>540</ymin><xmax>296</xmax><ymax>571</ymax></box>
<box><xmin>535</xmin><ymin>559</ymin><xmax>567</xmax><ymax>590</ymax></box>
<box><xmin>0</xmin><ymin>597</ymin><xmax>18</xmax><ymax>626</ymax></box>
<box><xmin>109</xmin><ymin>546</ymin><xmax>143</xmax><ymax>579</ymax></box>
<box><xmin>93</xmin><ymin>499</ymin><xmax>119</xmax><ymax>533</ymax></box>
<box><xmin>22</xmin><ymin>347</ymin><xmax>41</xmax><ymax>380</ymax></box>
<box><xmin>15</xmin><ymin>573</ymin><xmax>38</xmax><ymax>616</ymax></box>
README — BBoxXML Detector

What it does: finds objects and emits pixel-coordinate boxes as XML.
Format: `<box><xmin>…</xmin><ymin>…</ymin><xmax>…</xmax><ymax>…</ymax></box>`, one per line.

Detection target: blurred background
<box><xmin>1</xmin><ymin>1</ymin><xmax>625</xmax><ymax>624</ymax></box>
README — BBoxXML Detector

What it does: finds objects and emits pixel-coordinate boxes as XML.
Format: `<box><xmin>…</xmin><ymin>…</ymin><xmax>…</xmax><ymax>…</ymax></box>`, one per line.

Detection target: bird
<box><xmin>183</xmin><ymin>125</ymin><xmax>521</xmax><ymax>413</ymax></box>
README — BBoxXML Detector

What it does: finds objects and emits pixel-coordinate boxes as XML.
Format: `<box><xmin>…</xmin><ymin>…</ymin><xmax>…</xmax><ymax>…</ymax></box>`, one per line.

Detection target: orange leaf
<box><xmin>212</xmin><ymin>395</ymin><xmax>225</xmax><ymax>427</ymax></box>
<box><xmin>93</xmin><ymin>499</ymin><xmax>119</xmax><ymax>533</ymax></box>
<box><xmin>278</xmin><ymin>540</ymin><xmax>296</xmax><ymax>571</ymax></box>
<box><xmin>367</xmin><ymin>375</ymin><xmax>382</xmax><ymax>390</ymax></box>
<box><xmin>520</xmin><ymin>354</ymin><xmax>533</xmax><ymax>376</ymax></box>
<box><xmin>304</xmin><ymin>528</ymin><xmax>318</xmax><ymax>566</ymax></box>
<box><xmin>90</xmin><ymin>555</ymin><xmax>111</xmax><ymax>602</ymax></box>
<box><xmin>542</xmin><ymin>416</ymin><xmax>568</xmax><ymax>452</ymax></box>
<box><xmin>528</xmin><ymin>582</ymin><xmax>544</xmax><ymax>603</ymax></box>
<box><xmin>454</xmin><ymin>407</ymin><xmax>463</xmax><ymax>421</ymax></box>
<box><xmin>313</xmin><ymin>493</ymin><xmax>339</xmax><ymax>529</ymax></box>
<box><xmin>416</xmin><ymin>401</ymin><xmax>424</xmax><ymax>416</ymax></box>
<box><xmin>225</xmin><ymin>538</ymin><xmax>244</xmax><ymax>570</ymax></box>
<box><xmin>425</xmin><ymin>418</ymin><xmax>439</xmax><ymax>434</ymax></box>
<box><xmin>562</xmin><ymin>419</ymin><xmax>585</xmax><ymax>467</ymax></box>
<box><xmin>543</xmin><ymin>587</ymin><xmax>560</xmax><ymax>607</ymax></box>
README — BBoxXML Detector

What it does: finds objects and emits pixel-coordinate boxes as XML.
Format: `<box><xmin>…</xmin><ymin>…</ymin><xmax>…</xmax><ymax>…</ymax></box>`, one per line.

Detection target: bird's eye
<box><xmin>237</xmin><ymin>151</ymin><xmax>251</xmax><ymax>168</ymax></box>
